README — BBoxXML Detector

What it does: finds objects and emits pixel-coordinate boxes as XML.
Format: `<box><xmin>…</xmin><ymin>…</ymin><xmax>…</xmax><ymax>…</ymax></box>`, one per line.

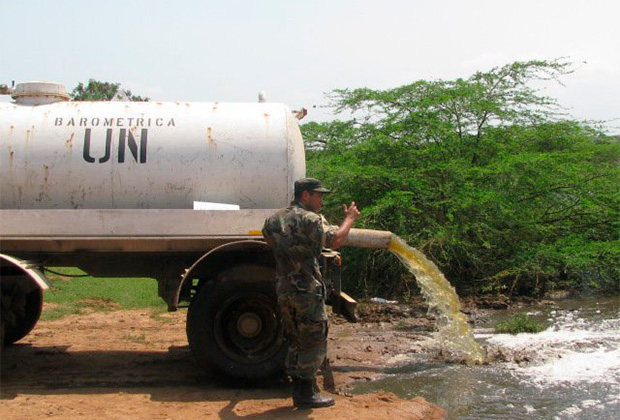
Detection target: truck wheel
<box><xmin>186</xmin><ymin>265</ymin><xmax>286</xmax><ymax>381</ymax></box>
<box><xmin>0</xmin><ymin>274</ymin><xmax>44</xmax><ymax>346</ymax></box>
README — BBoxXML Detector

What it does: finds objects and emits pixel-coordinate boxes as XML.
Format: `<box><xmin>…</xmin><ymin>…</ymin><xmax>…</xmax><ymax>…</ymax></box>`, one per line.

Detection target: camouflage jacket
<box><xmin>262</xmin><ymin>201</ymin><xmax>337</xmax><ymax>293</ymax></box>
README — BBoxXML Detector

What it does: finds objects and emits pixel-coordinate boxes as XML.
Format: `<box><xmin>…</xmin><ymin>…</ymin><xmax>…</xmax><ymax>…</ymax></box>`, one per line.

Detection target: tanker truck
<box><xmin>0</xmin><ymin>81</ymin><xmax>356</xmax><ymax>381</ymax></box>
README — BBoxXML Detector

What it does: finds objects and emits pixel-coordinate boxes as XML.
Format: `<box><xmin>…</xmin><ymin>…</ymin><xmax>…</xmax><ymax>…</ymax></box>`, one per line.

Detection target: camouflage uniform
<box><xmin>262</xmin><ymin>200</ymin><xmax>337</xmax><ymax>380</ymax></box>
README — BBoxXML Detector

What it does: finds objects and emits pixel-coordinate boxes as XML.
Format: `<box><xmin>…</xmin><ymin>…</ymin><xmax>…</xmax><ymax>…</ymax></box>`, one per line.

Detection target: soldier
<box><xmin>262</xmin><ymin>178</ymin><xmax>360</xmax><ymax>409</ymax></box>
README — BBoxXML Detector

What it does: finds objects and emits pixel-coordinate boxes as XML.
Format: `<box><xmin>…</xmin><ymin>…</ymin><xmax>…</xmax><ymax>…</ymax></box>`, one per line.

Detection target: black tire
<box><xmin>186</xmin><ymin>264</ymin><xmax>286</xmax><ymax>381</ymax></box>
<box><xmin>1</xmin><ymin>276</ymin><xmax>44</xmax><ymax>346</ymax></box>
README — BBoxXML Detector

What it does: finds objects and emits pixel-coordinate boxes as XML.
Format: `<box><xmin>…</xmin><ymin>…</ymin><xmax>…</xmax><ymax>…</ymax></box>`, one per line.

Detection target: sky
<box><xmin>1</xmin><ymin>0</ymin><xmax>618</xmax><ymax>131</ymax></box>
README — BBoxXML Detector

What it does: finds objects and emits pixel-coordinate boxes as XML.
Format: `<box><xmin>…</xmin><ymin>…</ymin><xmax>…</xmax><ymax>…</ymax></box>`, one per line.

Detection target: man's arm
<box><xmin>329</xmin><ymin>201</ymin><xmax>360</xmax><ymax>249</ymax></box>
<box><xmin>262</xmin><ymin>219</ymin><xmax>276</xmax><ymax>249</ymax></box>
<box><xmin>264</xmin><ymin>235</ymin><xmax>275</xmax><ymax>249</ymax></box>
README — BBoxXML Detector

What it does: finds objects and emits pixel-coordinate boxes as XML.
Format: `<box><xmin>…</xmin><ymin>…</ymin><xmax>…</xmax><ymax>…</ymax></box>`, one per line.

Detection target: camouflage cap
<box><xmin>294</xmin><ymin>178</ymin><xmax>331</xmax><ymax>196</ymax></box>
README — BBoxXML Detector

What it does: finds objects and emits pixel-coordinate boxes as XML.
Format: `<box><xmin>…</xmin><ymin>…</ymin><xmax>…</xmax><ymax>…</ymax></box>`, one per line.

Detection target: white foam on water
<box><xmin>557</xmin><ymin>405</ymin><xmax>583</xmax><ymax>417</ymax></box>
<box><xmin>579</xmin><ymin>399</ymin><xmax>601</xmax><ymax>408</ymax></box>
<box><xmin>483</xmin><ymin>309</ymin><xmax>620</xmax><ymax>387</ymax></box>
<box><xmin>525</xmin><ymin>347</ymin><xmax>620</xmax><ymax>385</ymax></box>
<box><xmin>552</xmin><ymin>396</ymin><xmax>620</xmax><ymax>419</ymax></box>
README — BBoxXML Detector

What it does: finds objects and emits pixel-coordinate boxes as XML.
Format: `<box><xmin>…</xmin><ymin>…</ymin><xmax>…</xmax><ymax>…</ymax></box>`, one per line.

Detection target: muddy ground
<box><xmin>0</xmin><ymin>300</ymin><xmax>458</xmax><ymax>420</ymax></box>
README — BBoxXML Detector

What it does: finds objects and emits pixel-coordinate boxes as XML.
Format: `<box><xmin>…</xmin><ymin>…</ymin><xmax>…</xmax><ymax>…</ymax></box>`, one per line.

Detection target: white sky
<box><xmin>1</xmin><ymin>0</ymin><xmax>618</xmax><ymax>130</ymax></box>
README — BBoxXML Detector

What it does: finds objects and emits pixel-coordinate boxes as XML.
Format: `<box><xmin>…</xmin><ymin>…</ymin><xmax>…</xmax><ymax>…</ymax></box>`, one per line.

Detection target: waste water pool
<box><xmin>352</xmin><ymin>297</ymin><xmax>619</xmax><ymax>419</ymax></box>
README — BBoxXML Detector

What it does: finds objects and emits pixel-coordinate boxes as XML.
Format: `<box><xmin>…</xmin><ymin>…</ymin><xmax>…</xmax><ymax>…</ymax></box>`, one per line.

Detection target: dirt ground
<box><xmin>0</xmin><ymin>301</ymin><xmax>447</xmax><ymax>420</ymax></box>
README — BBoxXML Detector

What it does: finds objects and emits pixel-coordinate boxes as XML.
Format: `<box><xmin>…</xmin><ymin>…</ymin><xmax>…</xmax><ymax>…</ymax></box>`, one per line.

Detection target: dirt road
<box><xmin>1</xmin><ymin>303</ymin><xmax>445</xmax><ymax>419</ymax></box>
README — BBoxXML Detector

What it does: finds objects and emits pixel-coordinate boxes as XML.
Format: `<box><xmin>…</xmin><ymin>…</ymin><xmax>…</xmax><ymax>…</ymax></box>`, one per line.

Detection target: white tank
<box><xmin>0</xmin><ymin>84</ymin><xmax>305</xmax><ymax>210</ymax></box>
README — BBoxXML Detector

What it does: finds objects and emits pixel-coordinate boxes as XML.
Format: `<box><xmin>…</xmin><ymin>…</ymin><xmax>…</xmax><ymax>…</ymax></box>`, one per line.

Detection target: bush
<box><xmin>495</xmin><ymin>313</ymin><xmax>544</xmax><ymax>334</ymax></box>
<box><xmin>303</xmin><ymin>59</ymin><xmax>619</xmax><ymax>299</ymax></box>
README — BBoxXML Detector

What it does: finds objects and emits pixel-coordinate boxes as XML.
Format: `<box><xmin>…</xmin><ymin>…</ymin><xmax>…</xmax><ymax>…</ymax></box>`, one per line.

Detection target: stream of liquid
<box><xmin>388</xmin><ymin>234</ymin><xmax>484</xmax><ymax>364</ymax></box>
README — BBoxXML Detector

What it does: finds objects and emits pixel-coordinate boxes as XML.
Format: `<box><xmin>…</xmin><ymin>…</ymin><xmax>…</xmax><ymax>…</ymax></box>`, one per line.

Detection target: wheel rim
<box><xmin>213</xmin><ymin>293</ymin><xmax>283</xmax><ymax>364</ymax></box>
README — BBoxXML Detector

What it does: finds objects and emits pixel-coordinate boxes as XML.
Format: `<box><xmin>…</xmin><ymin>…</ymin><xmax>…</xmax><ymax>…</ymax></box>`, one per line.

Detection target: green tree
<box><xmin>71</xmin><ymin>79</ymin><xmax>149</xmax><ymax>101</ymax></box>
<box><xmin>304</xmin><ymin>59</ymin><xmax>619</xmax><ymax>299</ymax></box>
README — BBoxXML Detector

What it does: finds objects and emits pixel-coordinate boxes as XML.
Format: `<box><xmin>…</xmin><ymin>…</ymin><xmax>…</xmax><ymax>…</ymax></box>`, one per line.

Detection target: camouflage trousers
<box><xmin>277</xmin><ymin>280</ymin><xmax>328</xmax><ymax>380</ymax></box>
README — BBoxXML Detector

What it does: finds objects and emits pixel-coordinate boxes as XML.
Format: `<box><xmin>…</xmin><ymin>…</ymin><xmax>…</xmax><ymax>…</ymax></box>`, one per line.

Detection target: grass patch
<box><xmin>150</xmin><ymin>313</ymin><xmax>177</xmax><ymax>324</ymax></box>
<box><xmin>42</xmin><ymin>267</ymin><xmax>166</xmax><ymax>320</ymax></box>
<box><xmin>495</xmin><ymin>313</ymin><xmax>545</xmax><ymax>334</ymax></box>
<box><xmin>126</xmin><ymin>333</ymin><xmax>147</xmax><ymax>343</ymax></box>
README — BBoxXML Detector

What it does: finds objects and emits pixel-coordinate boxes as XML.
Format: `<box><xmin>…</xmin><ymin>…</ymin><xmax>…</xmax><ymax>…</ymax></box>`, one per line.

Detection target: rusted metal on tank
<box><xmin>207</xmin><ymin>126</ymin><xmax>216</xmax><ymax>148</ymax></box>
<box><xmin>7</xmin><ymin>146</ymin><xmax>15</xmax><ymax>166</ymax></box>
<box><xmin>1</xmin><ymin>100</ymin><xmax>305</xmax><ymax>210</ymax></box>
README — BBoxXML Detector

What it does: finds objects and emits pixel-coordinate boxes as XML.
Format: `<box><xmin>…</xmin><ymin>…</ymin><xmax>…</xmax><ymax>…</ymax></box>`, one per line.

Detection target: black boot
<box><xmin>292</xmin><ymin>378</ymin><xmax>335</xmax><ymax>409</ymax></box>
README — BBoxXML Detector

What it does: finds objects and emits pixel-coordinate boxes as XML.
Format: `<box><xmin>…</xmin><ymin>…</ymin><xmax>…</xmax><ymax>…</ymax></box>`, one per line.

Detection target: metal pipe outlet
<box><xmin>344</xmin><ymin>228</ymin><xmax>392</xmax><ymax>249</ymax></box>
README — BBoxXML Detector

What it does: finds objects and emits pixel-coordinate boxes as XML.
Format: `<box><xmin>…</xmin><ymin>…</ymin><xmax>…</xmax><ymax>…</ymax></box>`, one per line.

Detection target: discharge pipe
<box><xmin>344</xmin><ymin>228</ymin><xmax>392</xmax><ymax>249</ymax></box>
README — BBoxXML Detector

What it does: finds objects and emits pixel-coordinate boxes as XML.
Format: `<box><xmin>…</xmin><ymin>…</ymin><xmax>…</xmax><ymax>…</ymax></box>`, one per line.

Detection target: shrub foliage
<box><xmin>304</xmin><ymin>60</ymin><xmax>619</xmax><ymax>299</ymax></box>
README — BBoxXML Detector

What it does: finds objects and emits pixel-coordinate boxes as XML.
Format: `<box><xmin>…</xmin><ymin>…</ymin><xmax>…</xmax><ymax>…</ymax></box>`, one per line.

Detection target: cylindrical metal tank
<box><xmin>0</xmin><ymin>86</ymin><xmax>305</xmax><ymax>210</ymax></box>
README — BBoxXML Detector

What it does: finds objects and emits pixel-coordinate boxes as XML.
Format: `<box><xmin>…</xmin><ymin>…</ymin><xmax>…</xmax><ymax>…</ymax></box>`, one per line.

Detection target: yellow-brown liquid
<box><xmin>388</xmin><ymin>235</ymin><xmax>484</xmax><ymax>364</ymax></box>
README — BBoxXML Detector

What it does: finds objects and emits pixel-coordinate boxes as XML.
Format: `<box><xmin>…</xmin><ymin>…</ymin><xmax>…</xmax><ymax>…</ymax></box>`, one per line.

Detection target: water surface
<box><xmin>353</xmin><ymin>297</ymin><xmax>620</xmax><ymax>419</ymax></box>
